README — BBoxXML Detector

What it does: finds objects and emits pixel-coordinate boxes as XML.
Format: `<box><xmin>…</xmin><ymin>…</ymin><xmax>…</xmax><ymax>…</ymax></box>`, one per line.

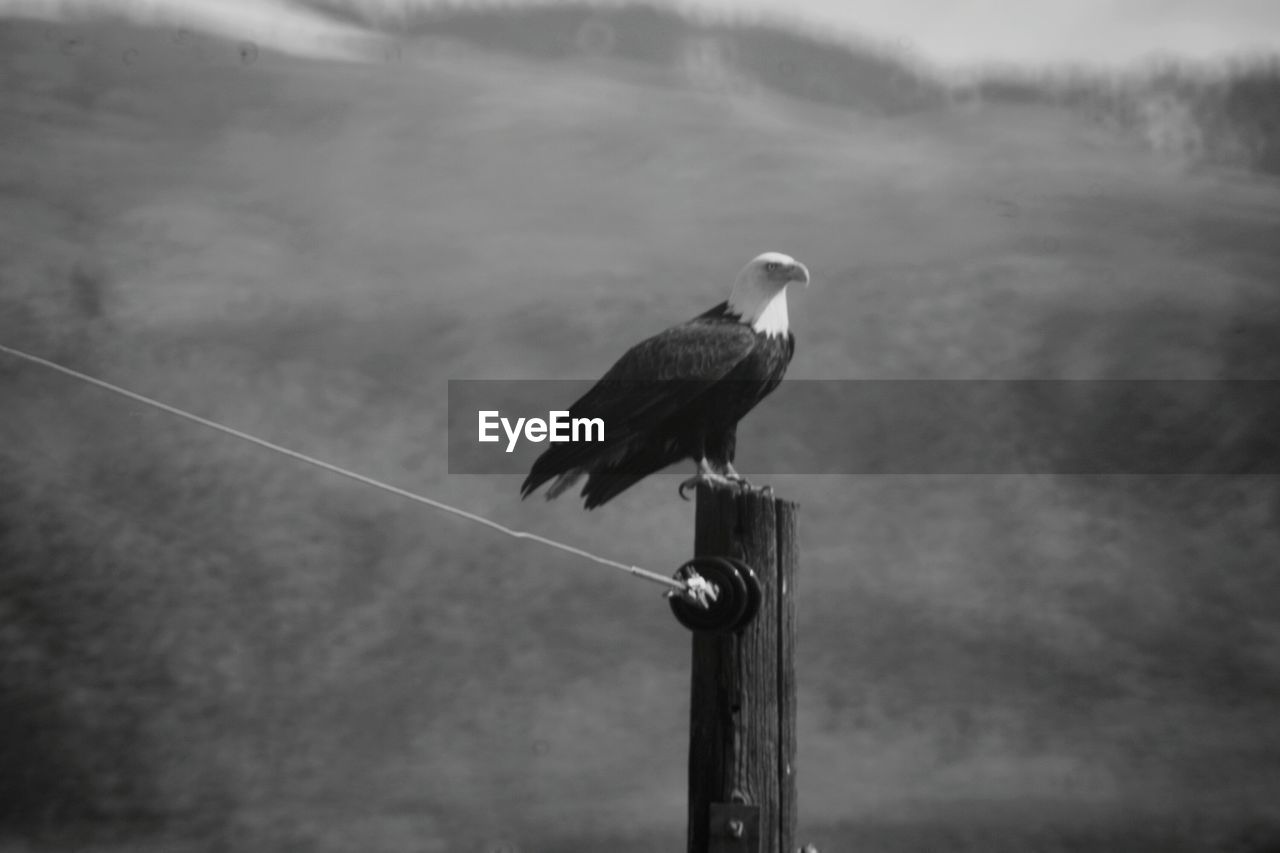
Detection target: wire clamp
<box><xmin>667</xmin><ymin>570</ymin><xmax>720</xmax><ymax>610</ymax></box>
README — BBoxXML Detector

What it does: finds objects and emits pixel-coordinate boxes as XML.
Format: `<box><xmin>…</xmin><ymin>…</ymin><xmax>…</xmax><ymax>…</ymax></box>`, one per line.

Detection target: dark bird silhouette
<box><xmin>520</xmin><ymin>251</ymin><xmax>809</xmax><ymax>509</ymax></box>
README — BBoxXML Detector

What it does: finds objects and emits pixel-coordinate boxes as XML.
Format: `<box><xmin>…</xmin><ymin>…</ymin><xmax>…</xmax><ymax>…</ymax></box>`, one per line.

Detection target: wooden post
<box><xmin>687</xmin><ymin>483</ymin><xmax>799</xmax><ymax>853</ymax></box>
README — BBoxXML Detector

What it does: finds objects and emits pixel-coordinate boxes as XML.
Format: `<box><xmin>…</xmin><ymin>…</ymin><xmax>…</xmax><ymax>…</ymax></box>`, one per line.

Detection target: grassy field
<box><xmin>2</xmin><ymin>14</ymin><xmax>1280</xmax><ymax>852</ymax></box>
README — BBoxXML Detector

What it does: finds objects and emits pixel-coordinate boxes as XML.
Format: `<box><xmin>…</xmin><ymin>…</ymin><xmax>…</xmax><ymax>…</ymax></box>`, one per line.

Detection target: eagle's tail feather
<box><xmin>520</xmin><ymin>446</ymin><xmax>580</xmax><ymax>499</ymax></box>
<box><xmin>545</xmin><ymin>469</ymin><xmax>585</xmax><ymax>500</ymax></box>
<box><xmin>579</xmin><ymin>441</ymin><xmax>682</xmax><ymax>508</ymax></box>
<box><xmin>580</xmin><ymin>470</ymin><xmax>650</xmax><ymax>510</ymax></box>
<box><xmin>521</xmin><ymin>436</ymin><xmax>616</xmax><ymax>500</ymax></box>
<box><xmin>523</xmin><ymin>437</ymin><xmax>679</xmax><ymax>508</ymax></box>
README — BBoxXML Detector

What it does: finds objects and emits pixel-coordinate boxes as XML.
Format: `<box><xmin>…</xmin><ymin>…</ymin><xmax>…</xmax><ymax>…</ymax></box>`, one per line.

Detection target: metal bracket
<box><xmin>709</xmin><ymin>802</ymin><xmax>760</xmax><ymax>853</ymax></box>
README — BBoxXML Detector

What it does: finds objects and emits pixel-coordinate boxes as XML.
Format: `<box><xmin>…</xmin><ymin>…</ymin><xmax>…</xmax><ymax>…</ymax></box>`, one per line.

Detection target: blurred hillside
<box><xmin>302</xmin><ymin>0</ymin><xmax>946</xmax><ymax>114</ymax></box>
<box><xmin>972</xmin><ymin>58</ymin><xmax>1280</xmax><ymax>176</ymax></box>
<box><xmin>300</xmin><ymin>0</ymin><xmax>1280</xmax><ymax>175</ymax></box>
<box><xmin>2</xmin><ymin>8</ymin><xmax>1280</xmax><ymax>853</ymax></box>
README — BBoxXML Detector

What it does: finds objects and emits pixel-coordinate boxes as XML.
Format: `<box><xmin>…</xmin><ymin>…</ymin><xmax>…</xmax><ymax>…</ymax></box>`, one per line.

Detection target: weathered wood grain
<box><xmin>687</xmin><ymin>484</ymin><xmax>798</xmax><ymax>853</ymax></box>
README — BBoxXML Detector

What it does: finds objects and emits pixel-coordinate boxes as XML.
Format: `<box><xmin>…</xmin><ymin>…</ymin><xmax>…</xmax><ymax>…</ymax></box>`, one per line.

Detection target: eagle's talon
<box><xmin>680</xmin><ymin>469</ymin><xmax>737</xmax><ymax>499</ymax></box>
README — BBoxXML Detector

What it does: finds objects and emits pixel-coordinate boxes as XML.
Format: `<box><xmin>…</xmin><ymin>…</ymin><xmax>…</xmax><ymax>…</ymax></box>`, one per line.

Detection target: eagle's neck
<box><xmin>727</xmin><ymin>280</ymin><xmax>789</xmax><ymax>338</ymax></box>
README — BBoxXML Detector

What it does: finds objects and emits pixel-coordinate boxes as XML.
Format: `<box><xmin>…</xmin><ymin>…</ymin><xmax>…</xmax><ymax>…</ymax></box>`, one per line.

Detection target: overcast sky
<box><xmin>7</xmin><ymin>0</ymin><xmax>1280</xmax><ymax>68</ymax></box>
<box><xmin>759</xmin><ymin>0</ymin><xmax>1280</xmax><ymax>67</ymax></box>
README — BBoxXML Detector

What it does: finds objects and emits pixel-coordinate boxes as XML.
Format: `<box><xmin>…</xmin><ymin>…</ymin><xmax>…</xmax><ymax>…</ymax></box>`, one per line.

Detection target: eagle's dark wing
<box><xmin>570</xmin><ymin>318</ymin><xmax>760</xmax><ymax>439</ymax></box>
<box><xmin>519</xmin><ymin>316</ymin><xmax>759</xmax><ymax>498</ymax></box>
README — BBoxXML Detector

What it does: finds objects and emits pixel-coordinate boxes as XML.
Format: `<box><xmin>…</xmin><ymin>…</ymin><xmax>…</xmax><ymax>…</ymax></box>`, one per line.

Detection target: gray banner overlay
<box><xmin>448</xmin><ymin>380</ymin><xmax>1280</xmax><ymax>475</ymax></box>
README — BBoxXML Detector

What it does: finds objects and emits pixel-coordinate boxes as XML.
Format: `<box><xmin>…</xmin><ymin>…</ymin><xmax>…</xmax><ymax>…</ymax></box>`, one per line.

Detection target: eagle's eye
<box><xmin>764</xmin><ymin>261</ymin><xmax>780</xmax><ymax>273</ymax></box>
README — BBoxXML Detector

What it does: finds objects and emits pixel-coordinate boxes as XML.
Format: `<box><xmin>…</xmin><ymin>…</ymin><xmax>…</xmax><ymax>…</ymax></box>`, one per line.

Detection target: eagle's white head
<box><xmin>726</xmin><ymin>251</ymin><xmax>810</xmax><ymax>338</ymax></box>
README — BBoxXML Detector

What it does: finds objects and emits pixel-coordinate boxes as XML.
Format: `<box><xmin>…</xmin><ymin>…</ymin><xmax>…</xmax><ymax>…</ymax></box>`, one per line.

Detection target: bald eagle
<box><xmin>520</xmin><ymin>251</ymin><xmax>809</xmax><ymax>509</ymax></box>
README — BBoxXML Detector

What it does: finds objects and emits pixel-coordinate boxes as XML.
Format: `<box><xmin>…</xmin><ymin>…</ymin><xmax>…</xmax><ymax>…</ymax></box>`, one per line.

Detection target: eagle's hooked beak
<box><xmin>790</xmin><ymin>261</ymin><xmax>811</xmax><ymax>288</ymax></box>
